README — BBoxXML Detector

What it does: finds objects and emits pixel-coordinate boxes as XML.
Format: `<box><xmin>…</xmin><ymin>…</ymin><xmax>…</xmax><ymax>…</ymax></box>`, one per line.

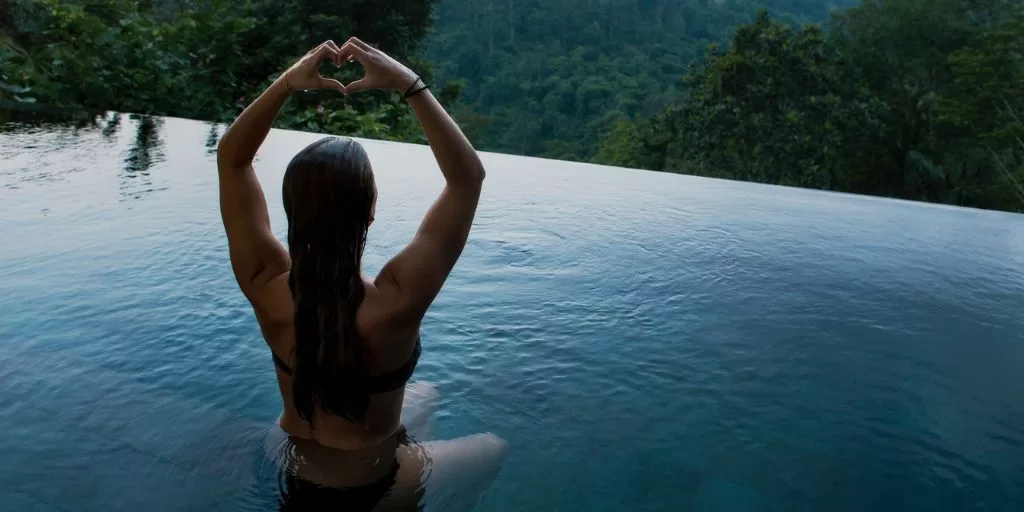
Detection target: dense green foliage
<box><xmin>0</xmin><ymin>0</ymin><xmax>445</xmax><ymax>142</ymax></box>
<box><xmin>596</xmin><ymin>1</ymin><xmax>1024</xmax><ymax>212</ymax></box>
<box><xmin>2</xmin><ymin>0</ymin><xmax>1022</xmax><ymax>212</ymax></box>
<box><xmin>426</xmin><ymin>0</ymin><xmax>855</xmax><ymax>160</ymax></box>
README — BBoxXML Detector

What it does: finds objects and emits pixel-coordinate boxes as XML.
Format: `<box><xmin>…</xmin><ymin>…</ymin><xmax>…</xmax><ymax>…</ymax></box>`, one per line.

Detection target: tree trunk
<box><xmin>0</xmin><ymin>0</ymin><xmax>14</xmax><ymax>31</ymax></box>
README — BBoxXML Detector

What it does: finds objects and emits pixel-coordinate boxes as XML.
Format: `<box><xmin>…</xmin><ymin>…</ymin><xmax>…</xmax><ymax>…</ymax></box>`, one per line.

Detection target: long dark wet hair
<box><xmin>282</xmin><ymin>136</ymin><xmax>376</xmax><ymax>424</ymax></box>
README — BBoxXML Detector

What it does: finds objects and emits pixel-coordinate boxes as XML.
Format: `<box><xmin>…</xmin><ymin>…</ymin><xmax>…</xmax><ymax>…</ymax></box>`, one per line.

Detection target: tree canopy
<box><xmin>594</xmin><ymin>0</ymin><xmax>1024</xmax><ymax>212</ymax></box>
<box><xmin>426</xmin><ymin>0</ymin><xmax>858</xmax><ymax>160</ymax></box>
<box><xmin>1</xmin><ymin>0</ymin><xmax>443</xmax><ymax>141</ymax></box>
<box><xmin>1</xmin><ymin>0</ymin><xmax>1021</xmax><ymax>212</ymax></box>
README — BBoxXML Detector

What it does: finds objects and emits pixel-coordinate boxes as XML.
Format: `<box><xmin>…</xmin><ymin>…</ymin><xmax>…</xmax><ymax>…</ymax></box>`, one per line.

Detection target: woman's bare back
<box><xmin>265</xmin><ymin>274</ymin><xmax>421</xmax><ymax>450</ymax></box>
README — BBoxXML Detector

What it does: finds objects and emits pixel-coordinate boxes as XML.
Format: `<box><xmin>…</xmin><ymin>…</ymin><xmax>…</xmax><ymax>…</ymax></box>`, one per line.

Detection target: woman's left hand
<box><xmin>282</xmin><ymin>40</ymin><xmax>345</xmax><ymax>92</ymax></box>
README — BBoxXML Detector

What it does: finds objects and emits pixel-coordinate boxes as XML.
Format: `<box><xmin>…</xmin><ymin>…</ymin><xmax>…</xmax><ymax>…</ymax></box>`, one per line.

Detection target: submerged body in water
<box><xmin>260</xmin><ymin>382</ymin><xmax>507</xmax><ymax>511</ymax></box>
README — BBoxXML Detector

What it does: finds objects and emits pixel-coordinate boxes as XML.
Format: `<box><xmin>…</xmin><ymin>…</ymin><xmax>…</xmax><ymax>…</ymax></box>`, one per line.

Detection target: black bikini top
<box><xmin>271</xmin><ymin>337</ymin><xmax>421</xmax><ymax>394</ymax></box>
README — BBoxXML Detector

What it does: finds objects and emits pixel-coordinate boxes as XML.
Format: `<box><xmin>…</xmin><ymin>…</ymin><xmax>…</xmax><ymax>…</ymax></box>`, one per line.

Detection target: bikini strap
<box><xmin>271</xmin><ymin>351</ymin><xmax>292</xmax><ymax>376</ymax></box>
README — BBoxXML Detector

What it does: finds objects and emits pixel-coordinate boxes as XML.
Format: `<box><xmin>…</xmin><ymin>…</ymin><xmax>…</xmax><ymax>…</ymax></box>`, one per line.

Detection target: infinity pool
<box><xmin>1</xmin><ymin>109</ymin><xmax>1023</xmax><ymax>511</ymax></box>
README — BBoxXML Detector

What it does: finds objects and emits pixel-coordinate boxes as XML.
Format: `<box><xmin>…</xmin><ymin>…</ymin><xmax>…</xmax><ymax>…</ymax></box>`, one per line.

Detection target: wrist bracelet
<box><xmin>405</xmin><ymin>82</ymin><xmax>430</xmax><ymax>100</ymax></box>
<box><xmin>403</xmin><ymin>76</ymin><xmax>422</xmax><ymax>98</ymax></box>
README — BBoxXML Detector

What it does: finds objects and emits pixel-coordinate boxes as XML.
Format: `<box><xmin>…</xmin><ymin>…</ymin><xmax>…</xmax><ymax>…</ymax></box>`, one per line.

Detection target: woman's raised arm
<box><xmin>217</xmin><ymin>41</ymin><xmax>345</xmax><ymax>306</ymax></box>
<box><xmin>338</xmin><ymin>38</ymin><xmax>486</xmax><ymax>319</ymax></box>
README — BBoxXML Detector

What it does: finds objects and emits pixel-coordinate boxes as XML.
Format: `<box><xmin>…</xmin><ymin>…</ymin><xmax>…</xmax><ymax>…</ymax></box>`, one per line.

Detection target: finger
<box><xmin>323</xmin><ymin>40</ymin><xmax>342</xmax><ymax>64</ymax></box>
<box><xmin>313</xmin><ymin>43</ymin><xmax>342</xmax><ymax>65</ymax></box>
<box><xmin>343</xmin><ymin>78</ymin><xmax>371</xmax><ymax>93</ymax></box>
<box><xmin>318</xmin><ymin>77</ymin><xmax>346</xmax><ymax>92</ymax></box>
<box><xmin>339</xmin><ymin>41</ymin><xmax>370</xmax><ymax>64</ymax></box>
<box><xmin>306</xmin><ymin>40</ymin><xmax>329</xmax><ymax>56</ymax></box>
<box><xmin>346</xmin><ymin>37</ymin><xmax>373</xmax><ymax>52</ymax></box>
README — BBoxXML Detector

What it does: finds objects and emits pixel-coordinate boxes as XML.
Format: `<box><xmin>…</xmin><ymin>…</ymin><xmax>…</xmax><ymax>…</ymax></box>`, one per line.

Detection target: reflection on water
<box><xmin>121</xmin><ymin>115</ymin><xmax>166</xmax><ymax>201</ymax></box>
<box><xmin>0</xmin><ymin>107</ymin><xmax>171</xmax><ymax>203</ymax></box>
<box><xmin>205</xmin><ymin>122</ymin><xmax>221</xmax><ymax>155</ymax></box>
<box><xmin>102</xmin><ymin>112</ymin><xmax>122</xmax><ymax>138</ymax></box>
<box><xmin>0</xmin><ymin>108</ymin><xmax>100</xmax><ymax>190</ymax></box>
<box><xmin>0</xmin><ymin>103</ymin><xmax>109</xmax><ymax>136</ymax></box>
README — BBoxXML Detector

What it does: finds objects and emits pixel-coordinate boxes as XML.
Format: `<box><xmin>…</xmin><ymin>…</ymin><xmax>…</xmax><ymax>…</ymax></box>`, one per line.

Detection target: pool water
<box><xmin>1</xmin><ymin>109</ymin><xmax>1023</xmax><ymax>511</ymax></box>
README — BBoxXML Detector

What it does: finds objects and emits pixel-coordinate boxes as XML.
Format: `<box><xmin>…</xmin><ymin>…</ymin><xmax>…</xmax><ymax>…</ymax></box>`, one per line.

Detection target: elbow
<box><xmin>468</xmin><ymin>154</ymin><xmax>487</xmax><ymax>183</ymax></box>
<box><xmin>216</xmin><ymin>139</ymin><xmax>233</xmax><ymax>168</ymax></box>
<box><xmin>464</xmin><ymin>166</ymin><xmax>486</xmax><ymax>188</ymax></box>
<box><xmin>463</xmin><ymin>147</ymin><xmax>486</xmax><ymax>183</ymax></box>
<box><xmin>215</xmin><ymin>123</ymin><xmax>248</xmax><ymax>169</ymax></box>
<box><xmin>216</xmin><ymin>138</ymin><xmax>243</xmax><ymax>170</ymax></box>
<box><xmin>449</xmin><ymin>161</ymin><xmax>485</xmax><ymax>187</ymax></box>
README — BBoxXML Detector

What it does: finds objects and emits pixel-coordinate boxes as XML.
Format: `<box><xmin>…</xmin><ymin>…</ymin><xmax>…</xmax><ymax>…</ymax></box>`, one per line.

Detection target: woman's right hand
<box><xmin>339</xmin><ymin>37</ymin><xmax>419</xmax><ymax>94</ymax></box>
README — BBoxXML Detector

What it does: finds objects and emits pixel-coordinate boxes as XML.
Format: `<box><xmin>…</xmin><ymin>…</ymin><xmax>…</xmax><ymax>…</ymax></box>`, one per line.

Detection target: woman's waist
<box><xmin>271</xmin><ymin>415</ymin><xmax>406</xmax><ymax>488</ymax></box>
<box><xmin>277</xmin><ymin>409</ymin><xmax>402</xmax><ymax>451</ymax></box>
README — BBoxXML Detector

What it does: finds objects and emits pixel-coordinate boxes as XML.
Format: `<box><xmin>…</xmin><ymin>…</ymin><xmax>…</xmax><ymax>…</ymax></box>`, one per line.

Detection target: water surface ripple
<box><xmin>1</xmin><ymin>112</ymin><xmax>1023</xmax><ymax>511</ymax></box>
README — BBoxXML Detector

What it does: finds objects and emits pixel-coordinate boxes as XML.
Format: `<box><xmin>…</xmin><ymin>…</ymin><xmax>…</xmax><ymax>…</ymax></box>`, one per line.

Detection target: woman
<box><xmin>216</xmin><ymin>38</ymin><xmax>507</xmax><ymax>510</ymax></box>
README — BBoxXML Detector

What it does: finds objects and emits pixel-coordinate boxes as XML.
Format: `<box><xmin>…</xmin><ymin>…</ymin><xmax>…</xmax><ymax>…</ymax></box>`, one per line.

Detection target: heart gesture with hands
<box><xmin>281</xmin><ymin>40</ymin><xmax>346</xmax><ymax>92</ymax></box>
<box><xmin>281</xmin><ymin>38</ymin><xmax>421</xmax><ymax>96</ymax></box>
<box><xmin>336</xmin><ymin>37</ymin><xmax>420</xmax><ymax>94</ymax></box>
